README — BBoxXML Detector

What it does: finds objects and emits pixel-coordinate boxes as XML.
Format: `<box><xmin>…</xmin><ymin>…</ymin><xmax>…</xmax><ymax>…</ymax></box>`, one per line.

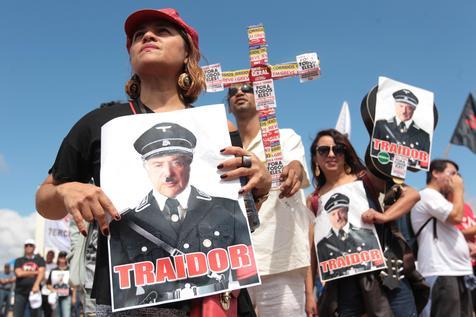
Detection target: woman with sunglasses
<box><xmin>305</xmin><ymin>129</ymin><xmax>420</xmax><ymax>317</ymax></box>
<box><xmin>35</xmin><ymin>8</ymin><xmax>270</xmax><ymax>317</ymax></box>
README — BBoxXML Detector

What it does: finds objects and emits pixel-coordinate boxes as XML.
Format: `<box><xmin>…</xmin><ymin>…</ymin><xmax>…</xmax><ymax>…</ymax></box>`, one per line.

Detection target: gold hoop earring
<box><xmin>125</xmin><ymin>74</ymin><xmax>140</xmax><ymax>99</ymax></box>
<box><xmin>178</xmin><ymin>72</ymin><xmax>191</xmax><ymax>91</ymax></box>
<box><xmin>345</xmin><ymin>163</ymin><xmax>352</xmax><ymax>174</ymax></box>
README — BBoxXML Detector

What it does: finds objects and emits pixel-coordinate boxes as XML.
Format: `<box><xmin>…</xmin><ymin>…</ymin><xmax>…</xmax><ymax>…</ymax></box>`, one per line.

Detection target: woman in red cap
<box><xmin>36</xmin><ymin>8</ymin><xmax>270</xmax><ymax>317</ymax></box>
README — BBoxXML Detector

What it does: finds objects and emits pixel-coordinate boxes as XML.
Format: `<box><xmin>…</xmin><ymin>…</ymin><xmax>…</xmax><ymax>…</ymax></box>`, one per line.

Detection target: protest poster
<box><xmin>101</xmin><ymin>105</ymin><xmax>259</xmax><ymax>311</ymax></box>
<box><xmin>371</xmin><ymin>77</ymin><xmax>434</xmax><ymax>171</ymax></box>
<box><xmin>50</xmin><ymin>270</ymin><xmax>70</xmax><ymax>297</ymax></box>
<box><xmin>315</xmin><ymin>181</ymin><xmax>385</xmax><ymax>282</ymax></box>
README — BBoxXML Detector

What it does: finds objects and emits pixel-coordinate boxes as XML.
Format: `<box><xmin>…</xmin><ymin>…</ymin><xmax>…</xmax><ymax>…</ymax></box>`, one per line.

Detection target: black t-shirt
<box><xmin>14</xmin><ymin>255</ymin><xmax>46</xmax><ymax>294</ymax></box>
<box><xmin>49</xmin><ymin>101</ymin><xmax>242</xmax><ymax>307</ymax></box>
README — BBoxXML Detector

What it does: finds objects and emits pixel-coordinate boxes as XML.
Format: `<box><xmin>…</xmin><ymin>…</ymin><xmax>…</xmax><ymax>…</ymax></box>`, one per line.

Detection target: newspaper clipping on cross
<box><xmin>314</xmin><ymin>181</ymin><xmax>385</xmax><ymax>282</ymax></box>
<box><xmin>101</xmin><ymin>105</ymin><xmax>260</xmax><ymax>312</ymax></box>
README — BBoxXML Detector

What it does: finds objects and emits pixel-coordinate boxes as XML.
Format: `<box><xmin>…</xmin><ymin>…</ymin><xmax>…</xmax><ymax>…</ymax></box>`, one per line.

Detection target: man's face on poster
<box><xmin>395</xmin><ymin>102</ymin><xmax>415</xmax><ymax>122</ymax></box>
<box><xmin>328</xmin><ymin>207</ymin><xmax>349</xmax><ymax>231</ymax></box>
<box><xmin>145</xmin><ymin>154</ymin><xmax>191</xmax><ymax>198</ymax></box>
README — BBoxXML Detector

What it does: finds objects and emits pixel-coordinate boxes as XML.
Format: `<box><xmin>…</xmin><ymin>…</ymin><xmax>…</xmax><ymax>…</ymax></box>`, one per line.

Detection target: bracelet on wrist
<box><xmin>253</xmin><ymin>192</ymin><xmax>270</xmax><ymax>205</ymax></box>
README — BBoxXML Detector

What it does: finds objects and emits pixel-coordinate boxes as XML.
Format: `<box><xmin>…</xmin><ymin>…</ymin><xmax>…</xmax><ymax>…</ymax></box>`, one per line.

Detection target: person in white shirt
<box><xmin>411</xmin><ymin>159</ymin><xmax>472</xmax><ymax>317</ymax></box>
<box><xmin>227</xmin><ymin>83</ymin><xmax>313</xmax><ymax>316</ymax></box>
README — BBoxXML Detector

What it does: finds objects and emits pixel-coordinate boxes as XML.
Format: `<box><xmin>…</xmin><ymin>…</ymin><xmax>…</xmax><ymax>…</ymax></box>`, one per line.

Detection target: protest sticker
<box><xmin>203</xmin><ymin>64</ymin><xmax>224</xmax><ymax>92</ymax></box>
<box><xmin>247</xmin><ymin>24</ymin><xmax>267</xmax><ymax>47</ymax></box>
<box><xmin>296</xmin><ymin>53</ymin><xmax>320</xmax><ymax>83</ymax></box>
<box><xmin>391</xmin><ymin>155</ymin><xmax>408</xmax><ymax>179</ymax></box>
<box><xmin>271</xmin><ymin>63</ymin><xmax>299</xmax><ymax>79</ymax></box>
<box><xmin>249</xmin><ymin>47</ymin><xmax>269</xmax><ymax>67</ymax></box>
<box><xmin>253</xmin><ymin>79</ymin><xmax>276</xmax><ymax>111</ymax></box>
<box><xmin>222</xmin><ymin>69</ymin><xmax>250</xmax><ymax>87</ymax></box>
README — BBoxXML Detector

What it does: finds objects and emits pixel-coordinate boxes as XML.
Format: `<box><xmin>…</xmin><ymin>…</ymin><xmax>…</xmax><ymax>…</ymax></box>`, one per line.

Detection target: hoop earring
<box><xmin>178</xmin><ymin>72</ymin><xmax>192</xmax><ymax>91</ymax></box>
<box><xmin>125</xmin><ymin>74</ymin><xmax>141</xmax><ymax>99</ymax></box>
<box><xmin>345</xmin><ymin>163</ymin><xmax>352</xmax><ymax>174</ymax></box>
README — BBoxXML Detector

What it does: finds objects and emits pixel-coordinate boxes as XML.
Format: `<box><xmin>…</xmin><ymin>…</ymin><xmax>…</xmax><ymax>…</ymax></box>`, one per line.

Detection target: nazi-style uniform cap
<box><xmin>134</xmin><ymin>122</ymin><xmax>197</xmax><ymax>160</ymax></box>
<box><xmin>392</xmin><ymin>89</ymin><xmax>419</xmax><ymax>108</ymax></box>
<box><xmin>324</xmin><ymin>193</ymin><xmax>350</xmax><ymax>213</ymax></box>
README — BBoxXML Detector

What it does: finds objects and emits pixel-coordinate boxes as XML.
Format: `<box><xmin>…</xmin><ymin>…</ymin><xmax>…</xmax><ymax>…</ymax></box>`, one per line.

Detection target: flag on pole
<box><xmin>335</xmin><ymin>101</ymin><xmax>351</xmax><ymax>139</ymax></box>
<box><xmin>450</xmin><ymin>94</ymin><xmax>476</xmax><ymax>154</ymax></box>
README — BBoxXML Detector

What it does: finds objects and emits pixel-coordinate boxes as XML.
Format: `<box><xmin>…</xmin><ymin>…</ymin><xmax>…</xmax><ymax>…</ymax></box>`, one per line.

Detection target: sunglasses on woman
<box><xmin>316</xmin><ymin>144</ymin><xmax>346</xmax><ymax>157</ymax></box>
<box><xmin>228</xmin><ymin>84</ymin><xmax>254</xmax><ymax>97</ymax></box>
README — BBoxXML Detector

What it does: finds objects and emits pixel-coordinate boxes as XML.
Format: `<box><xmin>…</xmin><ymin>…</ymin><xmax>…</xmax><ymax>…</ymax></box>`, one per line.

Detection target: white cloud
<box><xmin>0</xmin><ymin>154</ymin><xmax>7</xmax><ymax>172</ymax></box>
<box><xmin>0</xmin><ymin>209</ymin><xmax>37</xmax><ymax>265</ymax></box>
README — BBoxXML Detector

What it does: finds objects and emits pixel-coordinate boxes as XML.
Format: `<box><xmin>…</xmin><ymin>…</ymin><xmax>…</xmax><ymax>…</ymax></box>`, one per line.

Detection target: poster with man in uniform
<box><xmin>371</xmin><ymin>76</ymin><xmax>434</xmax><ymax>170</ymax></box>
<box><xmin>101</xmin><ymin>105</ymin><xmax>259</xmax><ymax>312</ymax></box>
<box><xmin>315</xmin><ymin>181</ymin><xmax>385</xmax><ymax>282</ymax></box>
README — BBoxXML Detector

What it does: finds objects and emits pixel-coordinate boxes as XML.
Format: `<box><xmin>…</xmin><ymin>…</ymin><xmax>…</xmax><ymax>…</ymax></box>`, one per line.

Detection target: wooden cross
<box><xmin>203</xmin><ymin>24</ymin><xmax>321</xmax><ymax>187</ymax></box>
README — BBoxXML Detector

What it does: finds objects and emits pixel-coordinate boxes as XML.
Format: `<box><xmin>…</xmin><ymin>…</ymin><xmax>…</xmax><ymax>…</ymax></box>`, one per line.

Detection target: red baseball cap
<box><xmin>125</xmin><ymin>8</ymin><xmax>199</xmax><ymax>52</ymax></box>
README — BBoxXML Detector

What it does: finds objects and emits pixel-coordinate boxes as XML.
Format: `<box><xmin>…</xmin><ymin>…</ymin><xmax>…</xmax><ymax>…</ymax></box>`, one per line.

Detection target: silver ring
<box><xmin>242</xmin><ymin>155</ymin><xmax>252</xmax><ymax>168</ymax></box>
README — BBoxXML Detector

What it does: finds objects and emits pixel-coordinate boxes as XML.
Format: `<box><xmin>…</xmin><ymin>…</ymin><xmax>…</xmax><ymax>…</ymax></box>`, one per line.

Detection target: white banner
<box><xmin>43</xmin><ymin>216</ymin><xmax>71</xmax><ymax>254</ymax></box>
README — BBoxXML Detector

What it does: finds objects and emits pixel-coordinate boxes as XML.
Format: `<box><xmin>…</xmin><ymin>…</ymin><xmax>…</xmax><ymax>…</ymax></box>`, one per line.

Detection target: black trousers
<box><xmin>13</xmin><ymin>292</ymin><xmax>40</xmax><ymax>317</ymax></box>
<box><xmin>431</xmin><ymin>276</ymin><xmax>472</xmax><ymax>317</ymax></box>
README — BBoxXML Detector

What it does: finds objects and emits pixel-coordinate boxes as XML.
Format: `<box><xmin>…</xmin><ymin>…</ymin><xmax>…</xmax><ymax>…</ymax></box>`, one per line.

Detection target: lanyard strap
<box><xmin>129</xmin><ymin>99</ymin><xmax>148</xmax><ymax>114</ymax></box>
<box><xmin>129</xmin><ymin>100</ymin><xmax>137</xmax><ymax>114</ymax></box>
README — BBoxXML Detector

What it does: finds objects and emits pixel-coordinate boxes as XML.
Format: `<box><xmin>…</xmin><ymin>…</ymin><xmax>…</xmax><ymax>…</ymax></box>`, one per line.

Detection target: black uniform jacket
<box><xmin>109</xmin><ymin>186</ymin><xmax>252</xmax><ymax>310</ymax></box>
<box><xmin>317</xmin><ymin>223</ymin><xmax>380</xmax><ymax>280</ymax></box>
<box><xmin>373</xmin><ymin>117</ymin><xmax>430</xmax><ymax>168</ymax></box>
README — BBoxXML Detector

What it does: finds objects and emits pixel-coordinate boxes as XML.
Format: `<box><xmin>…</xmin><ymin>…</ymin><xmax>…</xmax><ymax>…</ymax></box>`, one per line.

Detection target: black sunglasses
<box><xmin>24</xmin><ymin>244</ymin><xmax>34</xmax><ymax>247</ymax></box>
<box><xmin>316</xmin><ymin>144</ymin><xmax>346</xmax><ymax>156</ymax></box>
<box><xmin>228</xmin><ymin>84</ymin><xmax>254</xmax><ymax>97</ymax></box>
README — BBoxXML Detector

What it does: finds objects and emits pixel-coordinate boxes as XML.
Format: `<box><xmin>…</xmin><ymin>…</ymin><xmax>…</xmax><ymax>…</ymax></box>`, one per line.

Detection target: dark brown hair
<box><xmin>125</xmin><ymin>27</ymin><xmax>205</xmax><ymax>104</ymax></box>
<box><xmin>426</xmin><ymin>159</ymin><xmax>459</xmax><ymax>184</ymax></box>
<box><xmin>310</xmin><ymin>129</ymin><xmax>366</xmax><ymax>189</ymax></box>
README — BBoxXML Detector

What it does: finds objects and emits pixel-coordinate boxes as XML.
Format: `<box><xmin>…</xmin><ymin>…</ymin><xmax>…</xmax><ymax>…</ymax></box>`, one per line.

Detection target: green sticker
<box><xmin>378</xmin><ymin>152</ymin><xmax>390</xmax><ymax>164</ymax></box>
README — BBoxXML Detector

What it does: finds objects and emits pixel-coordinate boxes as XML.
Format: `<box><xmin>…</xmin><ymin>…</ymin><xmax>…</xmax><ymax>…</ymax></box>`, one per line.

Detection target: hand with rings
<box><xmin>217</xmin><ymin>146</ymin><xmax>271</xmax><ymax>197</ymax></box>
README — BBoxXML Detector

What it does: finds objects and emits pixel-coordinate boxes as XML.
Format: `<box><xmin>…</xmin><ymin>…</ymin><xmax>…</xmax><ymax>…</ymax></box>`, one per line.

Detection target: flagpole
<box><xmin>442</xmin><ymin>143</ymin><xmax>451</xmax><ymax>158</ymax></box>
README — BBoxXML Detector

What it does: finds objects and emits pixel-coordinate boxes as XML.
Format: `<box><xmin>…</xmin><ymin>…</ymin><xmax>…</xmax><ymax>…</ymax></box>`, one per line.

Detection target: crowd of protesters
<box><xmin>1</xmin><ymin>244</ymin><xmax>79</xmax><ymax>317</ymax></box>
<box><xmin>0</xmin><ymin>6</ymin><xmax>469</xmax><ymax>317</ymax></box>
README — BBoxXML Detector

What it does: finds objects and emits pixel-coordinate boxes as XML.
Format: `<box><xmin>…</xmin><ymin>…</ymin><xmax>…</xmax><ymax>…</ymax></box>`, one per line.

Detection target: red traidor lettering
<box><xmin>349</xmin><ymin>253</ymin><xmax>361</xmax><ymax>265</ymax></box>
<box><xmin>389</xmin><ymin>143</ymin><xmax>397</xmax><ymax>154</ymax></box>
<box><xmin>328</xmin><ymin>259</ymin><xmax>337</xmax><ymax>271</ymax></box>
<box><xmin>228</xmin><ymin>244</ymin><xmax>251</xmax><ymax>269</ymax></box>
<box><xmin>134</xmin><ymin>261</ymin><xmax>155</xmax><ymax>287</ymax></box>
<box><xmin>370</xmin><ymin>249</ymin><xmax>384</xmax><ymax>266</ymax></box>
<box><xmin>235</xmin><ymin>246</ymin><xmax>257</xmax><ymax>280</ymax></box>
<box><xmin>420</xmin><ymin>151</ymin><xmax>428</xmax><ymax>164</ymax></box>
<box><xmin>397</xmin><ymin>145</ymin><xmax>411</xmax><ymax>157</ymax></box>
<box><xmin>155</xmin><ymin>258</ymin><xmax>177</xmax><ymax>283</ymax></box>
<box><xmin>208</xmin><ymin>248</ymin><xmax>230</xmax><ymax>273</ymax></box>
<box><xmin>336</xmin><ymin>256</ymin><xmax>346</xmax><ymax>268</ymax></box>
<box><xmin>380</xmin><ymin>141</ymin><xmax>390</xmax><ymax>152</ymax></box>
<box><xmin>113</xmin><ymin>264</ymin><xmax>133</xmax><ymax>289</ymax></box>
<box><xmin>173</xmin><ymin>255</ymin><xmax>187</xmax><ymax>280</ymax></box>
<box><xmin>373</xmin><ymin>139</ymin><xmax>381</xmax><ymax>151</ymax></box>
<box><xmin>411</xmin><ymin>149</ymin><xmax>419</xmax><ymax>160</ymax></box>
<box><xmin>360</xmin><ymin>250</ymin><xmax>370</xmax><ymax>262</ymax></box>
<box><xmin>185</xmin><ymin>252</ymin><xmax>208</xmax><ymax>278</ymax></box>
<box><xmin>319</xmin><ymin>261</ymin><xmax>329</xmax><ymax>273</ymax></box>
